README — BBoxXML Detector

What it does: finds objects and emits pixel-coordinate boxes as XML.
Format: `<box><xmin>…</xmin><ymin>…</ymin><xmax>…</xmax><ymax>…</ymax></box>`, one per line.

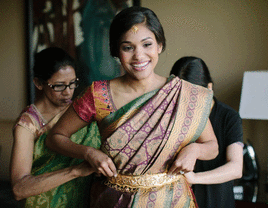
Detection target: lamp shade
<box><xmin>239</xmin><ymin>71</ymin><xmax>268</xmax><ymax>120</ymax></box>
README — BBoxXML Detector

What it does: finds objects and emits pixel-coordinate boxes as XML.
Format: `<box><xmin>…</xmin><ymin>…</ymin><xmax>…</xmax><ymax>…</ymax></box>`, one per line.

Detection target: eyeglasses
<box><xmin>47</xmin><ymin>78</ymin><xmax>79</xmax><ymax>92</ymax></box>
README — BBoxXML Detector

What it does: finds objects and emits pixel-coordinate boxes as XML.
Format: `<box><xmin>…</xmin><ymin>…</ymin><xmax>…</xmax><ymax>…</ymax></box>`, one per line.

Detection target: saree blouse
<box><xmin>14</xmin><ymin>104</ymin><xmax>47</xmax><ymax>138</ymax></box>
<box><xmin>73</xmin><ymin>80</ymin><xmax>116</xmax><ymax>123</ymax></box>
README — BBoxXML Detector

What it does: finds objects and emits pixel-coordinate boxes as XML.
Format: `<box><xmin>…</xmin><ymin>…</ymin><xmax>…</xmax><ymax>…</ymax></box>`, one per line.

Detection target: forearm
<box><xmin>46</xmin><ymin>106</ymin><xmax>92</xmax><ymax>159</ymax></box>
<box><xmin>46</xmin><ymin>133</ymin><xmax>90</xmax><ymax>160</ymax></box>
<box><xmin>192</xmin><ymin>161</ymin><xmax>243</xmax><ymax>184</ymax></box>
<box><xmin>12</xmin><ymin>166</ymin><xmax>87</xmax><ymax>201</ymax></box>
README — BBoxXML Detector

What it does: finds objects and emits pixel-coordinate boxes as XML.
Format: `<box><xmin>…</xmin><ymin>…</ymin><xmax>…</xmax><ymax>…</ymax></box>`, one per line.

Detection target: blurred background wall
<box><xmin>0</xmin><ymin>0</ymin><xmax>267</xmax><ymax>203</ymax></box>
<box><xmin>0</xmin><ymin>0</ymin><xmax>26</xmax><ymax>180</ymax></box>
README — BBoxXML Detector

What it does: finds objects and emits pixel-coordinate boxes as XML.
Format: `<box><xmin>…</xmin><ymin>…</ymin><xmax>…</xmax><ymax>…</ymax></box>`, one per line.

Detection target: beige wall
<box><xmin>0</xmin><ymin>0</ymin><xmax>267</xmax><ymax>203</ymax></box>
<box><xmin>0</xmin><ymin>0</ymin><xmax>27</xmax><ymax>120</ymax></box>
<box><xmin>0</xmin><ymin>121</ymin><xmax>15</xmax><ymax>180</ymax></box>
<box><xmin>0</xmin><ymin>0</ymin><xmax>26</xmax><ymax>181</ymax></box>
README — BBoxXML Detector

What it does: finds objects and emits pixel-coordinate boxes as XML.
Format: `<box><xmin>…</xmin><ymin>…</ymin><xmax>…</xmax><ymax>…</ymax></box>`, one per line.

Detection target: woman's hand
<box><xmin>84</xmin><ymin>147</ymin><xmax>117</xmax><ymax>178</ymax></box>
<box><xmin>184</xmin><ymin>172</ymin><xmax>196</xmax><ymax>185</ymax></box>
<box><xmin>168</xmin><ymin>143</ymin><xmax>199</xmax><ymax>175</ymax></box>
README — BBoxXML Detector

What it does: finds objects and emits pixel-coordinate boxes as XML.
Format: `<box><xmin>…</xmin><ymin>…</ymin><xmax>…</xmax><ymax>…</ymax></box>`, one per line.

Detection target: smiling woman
<box><xmin>118</xmin><ymin>23</ymin><xmax>162</xmax><ymax>81</ymax></box>
<box><xmin>10</xmin><ymin>47</ymin><xmax>101</xmax><ymax>207</ymax></box>
<box><xmin>46</xmin><ymin>7</ymin><xmax>218</xmax><ymax>208</ymax></box>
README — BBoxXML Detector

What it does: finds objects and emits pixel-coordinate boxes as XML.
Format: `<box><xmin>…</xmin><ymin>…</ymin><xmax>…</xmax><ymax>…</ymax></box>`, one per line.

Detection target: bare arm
<box><xmin>10</xmin><ymin>125</ymin><xmax>93</xmax><ymax>201</ymax></box>
<box><xmin>46</xmin><ymin>106</ymin><xmax>90</xmax><ymax>159</ymax></box>
<box><xmin>185</xmin><ymin>142</ymin><xmax>243</xmax><ymax>184</ymax></box>
<box><xmin>168</xmin><ymin>119</ymin><xmax>218</xmax><ymax>174</ymax></box>
<box><xmin>194</xmin><ymin>118</ymin><xmax>219</xmax><ymax>160</ymax></box>
<box><xmin>46</xmin><ymin>106</ymin><xmax>117</xmax><ymax>177</ymax></box>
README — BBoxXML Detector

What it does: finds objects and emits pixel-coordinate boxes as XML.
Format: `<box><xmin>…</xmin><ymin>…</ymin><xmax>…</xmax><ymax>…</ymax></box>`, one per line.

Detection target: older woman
<box><xmin>46</xmin><ymin>7</ymin><xmax>218</xmax><ymax>208</ymax></box>
<box><xmin>11</xmin><ymin>47</ymin><xmax>100</xmax><ymax>207</ymax></box>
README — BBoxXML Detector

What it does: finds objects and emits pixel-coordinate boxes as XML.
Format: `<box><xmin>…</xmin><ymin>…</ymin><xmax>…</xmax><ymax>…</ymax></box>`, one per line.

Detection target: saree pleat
<box><xmin>90</xmin><ymin>76</ymin><xmax>213</xmax><ymax>208</ymax></box>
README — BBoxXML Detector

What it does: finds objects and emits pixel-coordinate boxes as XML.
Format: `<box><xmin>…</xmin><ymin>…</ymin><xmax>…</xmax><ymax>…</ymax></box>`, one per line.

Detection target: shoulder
<box><xmin>73</xmin><ymin>80</ymin><xmax>109</xmax><ymax>105</ymax></box>
<box><xmin>212</xmin><ymin>99</ymin><xmax>243</xmax><ymax>134</ymax></box>
<box><xmin>214</xmin><ymin>99</ymin><xmax>241</xmax><ymax>120</ymax></box>
<box><xmin>14</xmin><ymin>105</ymin><xmax>42</xmax><ymax>137</ymax></box>
<box><xmin>212</xmin><ymin>98</ymin><xmax>243</xmax><ymax>143</ymax></box>
<box><xmin>181</xmin><ymin>79</ymin><xmax>212</xmax><ymax>93</ymax></box>
<box><xmin>15</xmin><ymin>105</ymin><xmax>39</xmax><ymax>124</ymax></box>
<box><xmin>181</xmin><ymin>80</ymin><xmax>213</xmax><ymax>104</ymax></box>
<box><xmin>72</xmin><ymin>80</ymin><xmax>110</xmax><ymax>122</ymax></box>
<box><xmin>75</xmin><ymin>80</ymin><xmax>109</xmax><ymax>99</ymax></box>
<box><xmin>93</xmin><ymin>80</ymin><xmax>109</xmax><ymax>90</ymax></box>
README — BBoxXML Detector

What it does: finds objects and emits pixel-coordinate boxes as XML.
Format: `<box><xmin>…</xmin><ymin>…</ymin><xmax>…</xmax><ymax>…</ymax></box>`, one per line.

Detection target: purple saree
<box><xmin>74</xmin><ymin>76</ymin><xmax>213</xmax><ymax>208</ymax></box>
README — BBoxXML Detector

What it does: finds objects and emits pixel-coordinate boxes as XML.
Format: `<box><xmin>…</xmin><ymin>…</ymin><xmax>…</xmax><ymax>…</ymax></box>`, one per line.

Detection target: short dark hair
<box><xmin>33</xmin><ymin>47</ymin><xmax>75</xmax><ymax>82</ymax></box>
<box><xmin>170</xmin><ymin>56</ymin><xmax>213</xmax><ymax>87</ymax></box>
<box><xmin>109</xmin><ymin>6</ymin><xmax>166</xmax><ymax>57</ymax></box>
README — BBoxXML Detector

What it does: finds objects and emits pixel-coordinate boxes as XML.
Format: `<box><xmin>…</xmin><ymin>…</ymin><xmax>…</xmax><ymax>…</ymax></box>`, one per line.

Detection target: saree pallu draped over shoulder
<box><xmin>90</xmin><ymin>76</ymin><xmax>213</xmax><ymax>208</ymax></box>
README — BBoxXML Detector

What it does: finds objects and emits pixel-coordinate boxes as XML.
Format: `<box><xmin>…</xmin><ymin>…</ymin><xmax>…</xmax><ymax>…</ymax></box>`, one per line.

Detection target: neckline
<box><xmin>31</xmin><ymin>104</ymin><xmax>47</xmax><ymax>126</ymax></box>
<box><xmin>107</xmin><ymin>80</ymin><xmax>118</xmax><ymax>111</ymax></box>
<box><xmin>107</xmin><ymin>75</ymin><xmax>174</xmax><ymax>112</ymax></box>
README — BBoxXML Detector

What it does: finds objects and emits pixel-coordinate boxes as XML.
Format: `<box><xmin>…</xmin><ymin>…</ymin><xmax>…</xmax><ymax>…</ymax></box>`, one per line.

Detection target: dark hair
<box><xmin>109</xmin><ymin>6</ymin><xmax>166</xmax><ymax>57</ymax></box>
<box><xmin>170</xmin><ymin>56</ymin><xmax>213</xmax><ymax>87</ymax></box>
<box><xmin>33</xmin><ymin>47</ymin><xmax>75</xmax><ymax>82</ymax></box>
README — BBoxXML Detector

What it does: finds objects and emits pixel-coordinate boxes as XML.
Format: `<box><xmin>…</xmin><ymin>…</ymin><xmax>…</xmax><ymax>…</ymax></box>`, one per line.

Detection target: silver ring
<box><xmin>179</xmin><ymin>170</ymin><xmax>185</xmax><ymax>174</ymax></box>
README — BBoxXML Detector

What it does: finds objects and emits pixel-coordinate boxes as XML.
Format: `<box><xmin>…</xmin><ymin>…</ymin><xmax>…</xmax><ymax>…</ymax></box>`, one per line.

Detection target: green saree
<box><xmin>15</xmin><ymin>104</ymin><xmax>101</xmax><ymax>208</ymax></box>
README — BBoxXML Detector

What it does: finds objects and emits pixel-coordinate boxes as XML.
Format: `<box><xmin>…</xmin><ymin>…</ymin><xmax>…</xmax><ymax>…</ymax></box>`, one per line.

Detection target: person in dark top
<box><xmin>170</xmin><ymin>56</ymin><xmax>244</xmax><ymax>208</ymax></box>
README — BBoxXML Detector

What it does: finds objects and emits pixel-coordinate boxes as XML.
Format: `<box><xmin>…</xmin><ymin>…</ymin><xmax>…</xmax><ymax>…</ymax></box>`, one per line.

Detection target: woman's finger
<box><xmin>168</xmin><ymin>162</ymin><xmax>181</xmax><ymax>175</ymax></box>
<box><xmin>107</xmin><ymin>160</ymin><xmax>117</xmax><ymax>177</ymax></box>
<box><xmin>98</xmin><ymin>163</ymin><xmax>114</xmax><ymax>177</ymax></box>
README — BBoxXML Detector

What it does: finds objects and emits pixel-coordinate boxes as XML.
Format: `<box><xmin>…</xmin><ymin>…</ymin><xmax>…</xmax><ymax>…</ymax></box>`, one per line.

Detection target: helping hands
<box><xmin>168</xmin><ymin>143</ymin><xmax>200</xmax><ymax>175</ymax></box>
<box><xmin>84</xmin><ymin>147</ymin><xmax>117</xmax><ymax>178</ymax></box>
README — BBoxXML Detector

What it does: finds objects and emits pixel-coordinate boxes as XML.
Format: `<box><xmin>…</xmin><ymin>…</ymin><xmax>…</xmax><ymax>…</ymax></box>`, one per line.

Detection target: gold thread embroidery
<box><xmin>105</xmin><ymin>173</ymin><xmax>182</xmax><ymax>193</ymax></box>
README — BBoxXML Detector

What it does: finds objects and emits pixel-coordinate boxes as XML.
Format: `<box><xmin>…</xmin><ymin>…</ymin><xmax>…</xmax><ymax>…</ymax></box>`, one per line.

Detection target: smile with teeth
<box><xmin>132</xmin><ymin>61</ymin><xmax>150</xmax><ymax>71</ymax></box>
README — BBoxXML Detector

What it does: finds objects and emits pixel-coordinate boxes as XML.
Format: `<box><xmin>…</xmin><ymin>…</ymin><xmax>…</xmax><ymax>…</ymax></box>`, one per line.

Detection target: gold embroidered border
<box><xmin>105</xmin><ymin>173</ymin><xmax>183</xmax><ymax>193</ymax></box>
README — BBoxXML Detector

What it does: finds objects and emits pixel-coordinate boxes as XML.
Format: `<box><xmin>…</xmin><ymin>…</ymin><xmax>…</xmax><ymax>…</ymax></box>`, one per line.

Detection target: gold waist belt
<box><xmin>105</xmin><ymin>173</ymin><xmax>183</xmax><ymax>193</ymax></box>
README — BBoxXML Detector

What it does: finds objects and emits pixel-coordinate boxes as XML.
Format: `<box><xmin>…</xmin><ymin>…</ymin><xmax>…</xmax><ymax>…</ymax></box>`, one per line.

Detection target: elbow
<box><xmin>236</xmin><ymin>172</ymin><xmax>243</xmax><ymax>179</ymax></box>
<box><xmin>12</xmin><ymin>184</ymin><xmax>25</xmax><ymax>201</ymax></box>
<box><xmin>211</xmin><ymin>142</ymin><xmax>219</xmax><ymax>159</ymax></box>
<box><xmin>45</xmin><ymin>132</ymin><xmax>55</xmax><ymax>150</ymax></box>
<box><xmin>214</xmin><ymin>146</ymin><xmax>219</xmax><ymax>159</ymax></box>
<box><xmin>234</xmin><ymin>167</ymin><xmax>243</xmax><ymax>179</ymax></box>
<box><xmin>46</xmin><ymin>131</ymin><xmax>66</xmax><ymax>152</ymax></box>
<box><xmin>45</xmin><ymin>137</ymin><xmax>51</xmax><ymax>149</ymax></box>
<box><xmin>11</xmin><ymin>175</ymin><xmax>32</xmax><ymax>201</ymax></box>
